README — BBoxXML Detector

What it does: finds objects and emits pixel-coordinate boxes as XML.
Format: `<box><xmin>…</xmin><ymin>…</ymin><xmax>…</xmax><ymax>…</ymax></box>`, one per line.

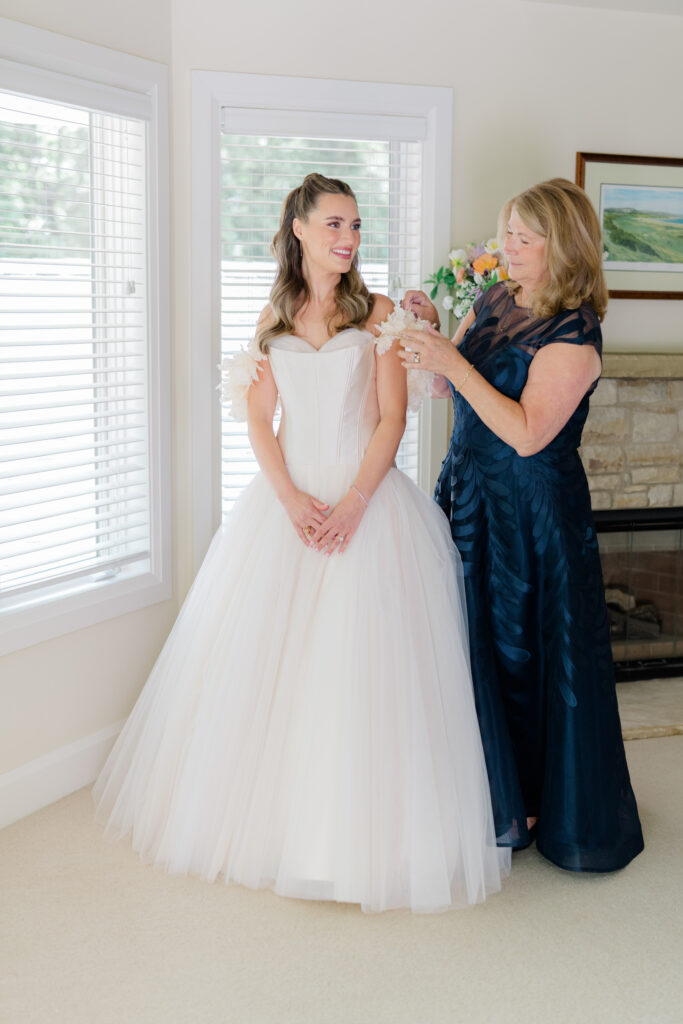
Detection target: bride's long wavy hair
<box><xmin>256</xmin><ymin>173</ymin><xmax>373</xmax><ymax>353</ymax></box>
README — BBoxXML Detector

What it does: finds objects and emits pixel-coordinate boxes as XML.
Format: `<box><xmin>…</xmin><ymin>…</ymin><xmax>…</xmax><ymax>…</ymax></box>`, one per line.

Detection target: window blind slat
<box><xmin>1</xmin><ymin>482</ymin><xmax>148</xmax><ymax>522</ymax></box>
<box><xmin>1</xmin><ymin>508</ymin><xmax>149</xmax><ymax>551</ymax></box>
<box><xmin>1</xmin><ymin>539</ymin><xmax>150</xmax><ymax>590</ymax></box>
<box><xmin>0</xmin><ymin>461</ymin><xmax>148</xmax><ymax>495</ymax></box>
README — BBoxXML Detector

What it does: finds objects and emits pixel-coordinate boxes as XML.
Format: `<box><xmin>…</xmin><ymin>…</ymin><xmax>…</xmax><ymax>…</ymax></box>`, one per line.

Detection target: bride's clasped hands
<box><xmin>280</xmin><ymin>487</ymin><xmax>329</xmax><ymax>547</ymax></box>
<box><xmin>308</xmin><ymin>485</ymin><xmax>367</xmax><ymax>555</ymax></box>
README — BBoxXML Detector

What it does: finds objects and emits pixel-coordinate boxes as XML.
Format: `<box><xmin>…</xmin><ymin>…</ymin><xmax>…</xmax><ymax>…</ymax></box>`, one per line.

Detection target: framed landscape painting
<box><xmin>576</xmin><ymin>152</ymin><xmax>683</xmax><ymax>299</ymax></box>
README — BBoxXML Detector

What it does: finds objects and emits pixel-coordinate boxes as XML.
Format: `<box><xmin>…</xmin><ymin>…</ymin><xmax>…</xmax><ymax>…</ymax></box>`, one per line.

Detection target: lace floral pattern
<box><xmin>374</xmin><ymin>305</ymin><xmax>434</xmax><ymax>412</ymax></box>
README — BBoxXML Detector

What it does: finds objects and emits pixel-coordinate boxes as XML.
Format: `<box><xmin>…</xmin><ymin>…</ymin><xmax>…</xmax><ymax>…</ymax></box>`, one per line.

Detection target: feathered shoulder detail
<box><xmin>219</xmin><ymin>339</ymin><xmax>267</xmax><ymax>422</ymax></box>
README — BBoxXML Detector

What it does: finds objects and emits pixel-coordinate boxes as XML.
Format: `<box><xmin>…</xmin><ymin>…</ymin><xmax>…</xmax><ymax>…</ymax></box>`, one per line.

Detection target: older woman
<box><xmin>401</xmin><ymin>178</ymin><xmax>643</xmax><ymax>872</ymax></box>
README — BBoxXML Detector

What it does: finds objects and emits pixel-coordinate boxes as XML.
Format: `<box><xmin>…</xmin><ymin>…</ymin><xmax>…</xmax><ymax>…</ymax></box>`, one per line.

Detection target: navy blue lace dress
<box><xmin>435</xmin><ymin>283</ymin><xmax>643</xmax><ymax>872</ymax></box>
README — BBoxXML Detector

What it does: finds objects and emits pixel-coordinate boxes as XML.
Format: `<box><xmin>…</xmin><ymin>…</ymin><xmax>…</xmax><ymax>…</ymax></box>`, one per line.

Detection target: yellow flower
<box><xmin>472</xmin><ymin>253</ymin><xmax>498</xmax><ymax>275</ymax></box>
<box><xmin>498</xmin><ymin>267</ymin><xmax>509</xmax><ymax>280</ymax></box>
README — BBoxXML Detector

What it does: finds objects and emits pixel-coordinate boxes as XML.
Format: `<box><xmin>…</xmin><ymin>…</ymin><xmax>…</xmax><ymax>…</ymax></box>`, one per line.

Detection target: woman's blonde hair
<box><xmin>257</xmin><ymin>173</ymin><xmax>373</xmax><ymax>352</ymax></box>
<box><xmin>497</xmin><ymin>177</ymin><xmax>608</xmax><ymax>321</ymax></box>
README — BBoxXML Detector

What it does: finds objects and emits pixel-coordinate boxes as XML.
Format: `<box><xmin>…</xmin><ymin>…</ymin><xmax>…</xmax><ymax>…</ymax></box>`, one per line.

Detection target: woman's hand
<box><xmin>398</xmin><ymin>325</ymin><xmax>466</xmax><ymax>379</ymax></box>
<box><xmin>310</xmin><ymin>487</ymin><xmax>366</xmax><ymax>555</ymax></box>
<box><xmin>281</xmin><ymin>489</ymin><xmax>330</xmax><ymax>547</ymax></box>
<box><xmin>402</xmin><ymin>290</ymin><xmax>440</xmax><ymax>328</ymax></box>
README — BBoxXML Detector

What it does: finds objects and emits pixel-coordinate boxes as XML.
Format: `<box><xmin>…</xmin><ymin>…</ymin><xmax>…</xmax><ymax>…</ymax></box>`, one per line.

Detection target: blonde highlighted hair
<box><xmin>257</xmin><ymin>173</ymin><xmax>373</xmax><ymax>353</ymax></box>
<box><xmin>497</xmin><ymin>177</ymin><xmax>608</xmax><ymax>322</ymax></box>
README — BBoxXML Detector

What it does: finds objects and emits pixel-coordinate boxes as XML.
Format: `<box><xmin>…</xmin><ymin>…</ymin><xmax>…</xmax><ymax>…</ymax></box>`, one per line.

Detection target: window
<box><xmin>191</xmin><ymin>73</ymin><xmax>451</xmax><ymax>567</ymax></box>
<box><xmin>0</xmin><ymin>19</ymin><xmax>170</xmax><ymax>654</ymax></box>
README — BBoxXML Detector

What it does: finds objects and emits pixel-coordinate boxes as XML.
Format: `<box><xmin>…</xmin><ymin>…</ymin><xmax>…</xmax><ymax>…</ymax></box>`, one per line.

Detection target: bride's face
<box><xmin>293</xmin><ymin>193</ymin><xmax>361</xmax><ymax>277</ymax></box>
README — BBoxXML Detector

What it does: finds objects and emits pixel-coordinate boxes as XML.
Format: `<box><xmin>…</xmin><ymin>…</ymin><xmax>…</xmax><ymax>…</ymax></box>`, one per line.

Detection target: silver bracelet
<box><xmin>351</xmin><ymin>484</ymin><xmax>369</xmax><ymax>507</ymax></box>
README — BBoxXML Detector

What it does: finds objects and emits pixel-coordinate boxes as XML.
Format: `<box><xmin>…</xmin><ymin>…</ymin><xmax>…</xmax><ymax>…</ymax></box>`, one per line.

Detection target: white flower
<box><xmin>219</xmin><ymin>341</ymin><xmax>266</xmax><ymax>421</ymax></box>
<box><xmin>473</xmin><ymin>272</ymin><xmax>484</xmax><ymax>286</ymax></box>
<box><xmin>442</xmin><ymin>295</ymin><xmax>454</xmax><ymax>311</ymax></box>
<box><xmin>373</xmin><ymin>303</ymin><xmax>432</xmax><ymax>354</ymax></box>
<box><xmin>449</xmin><ymin>248</ymin><xmax>468</xmax><ymax>266</ymax></box>
<box><xmin>484</xmin><ymin>237</ymin><xmax>499</xmax><ymax>254</ymax></box>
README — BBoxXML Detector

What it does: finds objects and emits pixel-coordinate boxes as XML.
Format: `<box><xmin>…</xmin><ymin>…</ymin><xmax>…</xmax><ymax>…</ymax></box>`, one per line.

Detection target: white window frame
<box><xmin>191</xmin><ymin>71</ymin><xmax>452</xmax><ymax>571</ymax></box>
<box><xmin>0</xmin><ymin>18</ymin><xmax>171</xmax><ymax>654</ymax></box>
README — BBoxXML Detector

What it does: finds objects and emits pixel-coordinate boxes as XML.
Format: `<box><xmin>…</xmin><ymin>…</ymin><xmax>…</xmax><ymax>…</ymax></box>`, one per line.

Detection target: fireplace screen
<box><xmin>595</xmin><ymin>509</ymin><xmax>683</xmax><ymax>681</ymax></box>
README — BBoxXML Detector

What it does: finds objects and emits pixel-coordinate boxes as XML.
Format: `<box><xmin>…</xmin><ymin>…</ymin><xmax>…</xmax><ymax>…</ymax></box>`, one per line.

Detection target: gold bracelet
<box><xmin>453</xmin><ymin>362</ymin><xmax>474</xmax><ymax>392</ymax></box>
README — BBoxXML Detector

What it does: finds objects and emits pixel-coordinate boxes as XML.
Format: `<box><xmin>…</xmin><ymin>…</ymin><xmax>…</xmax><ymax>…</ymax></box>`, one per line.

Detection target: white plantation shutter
<box><xmin>220</xmin><ymin>120</ymin><xmax>424</xmax><ymax>515</ymax></box>
<box><xmin>0</xmin><ymin>29</ymin><xmax>170</xmax><ymax>651</ymax></box>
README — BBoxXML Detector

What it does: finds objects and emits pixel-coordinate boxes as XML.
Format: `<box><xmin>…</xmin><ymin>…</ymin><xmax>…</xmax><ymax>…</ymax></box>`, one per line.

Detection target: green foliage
<box><xmin>221</xmin><ymin>136</ymin><xmax>392</xmax><ymax>261</ymax></box>
<box><xmin>425</xmin><ymin>265</ymin><xmax>456</xmax><ymax>299</ymax></box>
<box><xmin>0</xmin><ymin>120</ymin><xmax>90</xmax><ymax>257</ymax></box>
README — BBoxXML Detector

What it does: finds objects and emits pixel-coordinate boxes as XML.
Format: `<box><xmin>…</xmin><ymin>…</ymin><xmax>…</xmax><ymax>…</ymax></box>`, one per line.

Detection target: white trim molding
<box><xmin>0</xmin><ymin>720</ymin><xmax>124</xmax><ymax>829</ymax></box>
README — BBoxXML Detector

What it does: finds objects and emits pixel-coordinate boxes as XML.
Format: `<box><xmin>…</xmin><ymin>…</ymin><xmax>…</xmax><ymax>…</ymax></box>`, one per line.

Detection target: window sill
<box><xmin>0</xmin><ymin>567</ymin><xmax>173</xmax><ymax>656</ymax></box>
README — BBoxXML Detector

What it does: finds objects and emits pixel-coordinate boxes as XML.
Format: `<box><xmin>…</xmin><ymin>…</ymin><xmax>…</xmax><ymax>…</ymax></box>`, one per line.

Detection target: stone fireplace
<box><xmin>581</xmin><ymin>354</ymin><xmax>683</xmax><ymax>510</ymax></box>
<box><xmin>580</xmin><ymin>354</ymin><xmax>683</xmax><ymax>679</ymax></box>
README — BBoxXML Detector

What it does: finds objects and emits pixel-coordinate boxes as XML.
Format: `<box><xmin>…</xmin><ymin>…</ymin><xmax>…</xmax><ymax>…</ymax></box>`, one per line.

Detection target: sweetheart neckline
<box><xmin>282</xmin><ymin>327</ymin><xmax>373</xmax><ymax>353</ymax></box>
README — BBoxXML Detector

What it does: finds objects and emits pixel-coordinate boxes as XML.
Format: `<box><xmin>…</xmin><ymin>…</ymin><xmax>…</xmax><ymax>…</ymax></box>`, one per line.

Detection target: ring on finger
<box><xmin>303</xmin><ymin>525</ymin><xmax>314</xmax><ymax>538</ymax></box>
<box><xmin>413</xmin><ymin>352</ymin><xmax>420</xmax><ymax>364</ymax></box>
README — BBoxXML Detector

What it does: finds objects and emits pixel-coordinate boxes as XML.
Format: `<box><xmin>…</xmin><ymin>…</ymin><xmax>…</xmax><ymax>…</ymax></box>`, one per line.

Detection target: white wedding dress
<box><xmin>94</xmin><ymin>328</ymin><xmax>509</xmax><ymax>912</ymax></box>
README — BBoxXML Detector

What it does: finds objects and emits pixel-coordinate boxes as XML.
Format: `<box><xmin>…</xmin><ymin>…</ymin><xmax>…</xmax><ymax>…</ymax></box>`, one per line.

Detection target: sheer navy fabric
<box><xmin>435</xmin><ymin>283</ymin><xmax>644</xmax><ymax>872</ymax></box>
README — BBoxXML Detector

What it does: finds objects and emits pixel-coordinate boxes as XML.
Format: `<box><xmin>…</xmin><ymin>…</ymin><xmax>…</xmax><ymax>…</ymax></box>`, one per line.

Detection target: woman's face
<box><xmin>503</xmin><ymin>208</ymin><xmax>548</xmax><ymax>296</ymax></box>
<box><xmin>293</xmin><ymin>193</ymin><xmax>361</xmax><ymax>277</ymax></box>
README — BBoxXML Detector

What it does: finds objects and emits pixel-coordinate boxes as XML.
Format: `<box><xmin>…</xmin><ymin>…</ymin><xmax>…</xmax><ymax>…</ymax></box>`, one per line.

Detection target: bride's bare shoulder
<box><xmin>365</xmin><ymin>293</ymin><xmax>394</xmax><ymax>330</ymax></box>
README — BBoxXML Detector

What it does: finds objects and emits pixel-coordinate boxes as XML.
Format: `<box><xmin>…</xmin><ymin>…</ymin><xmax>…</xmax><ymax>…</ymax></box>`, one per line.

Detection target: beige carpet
<box><xmin>617</xmin><ymin>677</ymin><xmax>683</xmax><ymax>740</ymax></box>
<box><xmin>2</xmin><ymin>736</ymin><xmax>682</xmax><ymax>1024</ymax></box>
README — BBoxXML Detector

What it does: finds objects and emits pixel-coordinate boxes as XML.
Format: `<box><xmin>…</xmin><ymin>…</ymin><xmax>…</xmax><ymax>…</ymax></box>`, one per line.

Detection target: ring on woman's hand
<box><xmin>303</xmin><ymin>525</ymin><xmax>314</xmax><ymax>538</ymax></box>
<box><xmin>338</xmin><ymin>535</ymin><xmax>345</xmax><ymax>543</ymax></box>
<box><xmin>413</xmin><ymin>352</ymin><xmax>420</xmax><ymax>364</ymax></box>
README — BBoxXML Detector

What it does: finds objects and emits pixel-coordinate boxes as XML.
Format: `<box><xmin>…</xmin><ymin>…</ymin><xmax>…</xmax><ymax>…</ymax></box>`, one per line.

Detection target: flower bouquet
<box><xmin>426</xmin><ymin>239</ymin><xmax>507</xmax><ymax>321</ymax></box>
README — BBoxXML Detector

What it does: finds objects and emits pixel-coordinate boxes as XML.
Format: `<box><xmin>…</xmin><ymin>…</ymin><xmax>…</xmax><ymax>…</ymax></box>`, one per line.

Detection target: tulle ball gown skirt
<box><xmin>94</xmin><ymin>462</ymin><xmax>509</xmax><ymax>912</ymax></box>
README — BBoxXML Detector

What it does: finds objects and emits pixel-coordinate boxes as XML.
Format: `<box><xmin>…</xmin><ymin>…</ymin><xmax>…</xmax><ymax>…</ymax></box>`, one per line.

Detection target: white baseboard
<box><xmin>0</xmin><ymin>720</ymin><xmax>125</xmax><ymax>830</ymax></box>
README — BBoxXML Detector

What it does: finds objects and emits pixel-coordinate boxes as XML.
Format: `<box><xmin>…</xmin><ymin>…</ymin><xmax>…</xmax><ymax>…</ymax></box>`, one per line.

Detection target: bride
<box><xmin>94</xmin><ymin>173</ymin><xmax>509</xmax><ymax>912</ymax></box>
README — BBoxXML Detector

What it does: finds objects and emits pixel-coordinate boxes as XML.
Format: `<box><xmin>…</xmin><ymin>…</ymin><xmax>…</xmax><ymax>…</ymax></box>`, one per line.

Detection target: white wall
<box><xmin>0</xmin><ymin>0</ymin><xmax>171</xmax><ymax>62</ymax></box>
<box><xmin>0</xmin><ymin>2</ymin><xmax>176</xmax><ymax>814</ymax></box>
<box><xmin>170</xmin><ymin>0</ymin><xmax>683</xmax><ymax>355</ymax></box>
<box><xmin>2</xmin><ymin>0</ymin><xmax>682</xmax><ymax>819</ymax></box>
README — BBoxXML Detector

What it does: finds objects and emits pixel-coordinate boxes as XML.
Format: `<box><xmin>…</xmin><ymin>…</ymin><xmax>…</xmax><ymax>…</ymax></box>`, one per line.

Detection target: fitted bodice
<box><xmin>268</xmin><ymin>329</ymin><xmax>378</xmax><ymax>466</ymax></box>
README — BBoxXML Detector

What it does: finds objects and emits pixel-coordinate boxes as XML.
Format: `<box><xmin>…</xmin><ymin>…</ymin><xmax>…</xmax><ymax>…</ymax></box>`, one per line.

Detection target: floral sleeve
<box><xmin>219</xmin><ymin>340</ymin><xmax>267</xmax><ymax>422</ymax></box>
